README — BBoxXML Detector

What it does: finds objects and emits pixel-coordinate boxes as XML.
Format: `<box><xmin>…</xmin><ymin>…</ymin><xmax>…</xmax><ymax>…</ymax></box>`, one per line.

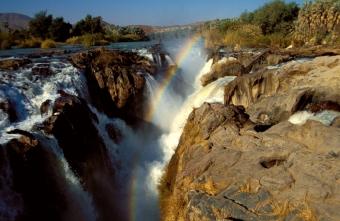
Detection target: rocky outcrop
<box><xmin>161</xmin><ymin>102</ymin><xmax>340</xmax><ymax>221</ymax></box>
<box><xmin>0</xmin><ymin>99</ymin><xmax>18</xmax><ymax>122</ymax></box>
<box><xmin>0</xmin><ymin>58</ymin><xmax>31</xmax><ymax>70</ymax></box>
<box><xmin>67</xmin><ymin>47</ymin><xmax>156</xmax><ymax>125</ymax></box>
<box><xmin>42</xmin><ymin>90</ymin><xmax>118</xmax><ymax>220</ymax></box>
<box><xmin>161</xmin><ymin>55</ymin><xmax>340</xmax><ymax>221</ymax></box>
<box><xmin>225</xmin><ymin>55</ymin><xmax>340</xmax><ymax>125</ymax></box>
<box><xmin>5</xmin><ymin>130</ymin><xmax>66</xmax><ymax>221</ymax></box>
<box><xmin>201</xmin><ymin>60</ymin><xmax>247</xmax><ymax>87</ymax></box>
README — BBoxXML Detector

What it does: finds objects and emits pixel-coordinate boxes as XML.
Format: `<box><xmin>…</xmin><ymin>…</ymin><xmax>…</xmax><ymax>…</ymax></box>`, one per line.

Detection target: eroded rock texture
<box><xmin>161</xmin><ymin>55</ymin><xmax>340</xmax><ymax>221</ymax></box>
<box><xmin>68</xmin><ymin>47</ymin><xmax>155</xmax><ymax>125</ymax></box>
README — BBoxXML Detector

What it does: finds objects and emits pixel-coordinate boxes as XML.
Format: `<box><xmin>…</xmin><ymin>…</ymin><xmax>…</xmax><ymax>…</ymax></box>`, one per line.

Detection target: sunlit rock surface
<box><xmin>161</xmin><ymin>55</ymin><xmax>340</xmax><ymax>221</ymax></box>
<box><xmin>67</xmin><ymin>47</ymin><xmax>154</xmax><ymax>125</ymax></box>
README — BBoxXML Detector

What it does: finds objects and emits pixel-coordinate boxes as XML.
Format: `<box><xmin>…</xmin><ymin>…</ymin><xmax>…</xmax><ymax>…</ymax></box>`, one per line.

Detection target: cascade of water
<box><xmin>37</xmin><ymin>135</ymin><xmax>98</xmax><ymax>221</ymax></box>
<box><xmin>0</xmin><ymin>59</ymin><xmax>85</xmax><ymax>144</ymax></box>
<box><xmin>0</xmin><ymin>59</ymin><xmax>95</xmax><ymax>220</ymax></box>
<box><xmin>0</xmin><ymin>41</ymin><xmax>236</xmax><ymax>221</ymax></box>
<box><xmin>289</xmin><ymin>110</ymin><xmax>340</xmax><ymax>125</ymax></box>
<box><xmin>0</xmin><ymin>147</ymin><xmax>23</xmax><ymax>221</ymax></box>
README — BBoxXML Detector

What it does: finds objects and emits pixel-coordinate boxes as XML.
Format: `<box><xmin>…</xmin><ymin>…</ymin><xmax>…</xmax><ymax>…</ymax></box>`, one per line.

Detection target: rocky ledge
<box><xmin>160</xmin><ymin>55</ymin><xmax>340</xmax><ymax>220</ymax></box>
<box><xmin>67</xmin><ymin>47</ymin><xmax>157</xmax><ymax>125</ymax></box>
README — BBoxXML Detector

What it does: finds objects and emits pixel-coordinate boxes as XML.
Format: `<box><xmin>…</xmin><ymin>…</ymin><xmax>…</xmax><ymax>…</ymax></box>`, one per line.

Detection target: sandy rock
<box><xmin>161</xmin><ymin>100</ymin><xmax>340</xmax><ymax>220</ymax></box>
<box><xmin>224</xmin><ymin>55</ymin><xmax>340</xmax><ymax>127</ymax></box>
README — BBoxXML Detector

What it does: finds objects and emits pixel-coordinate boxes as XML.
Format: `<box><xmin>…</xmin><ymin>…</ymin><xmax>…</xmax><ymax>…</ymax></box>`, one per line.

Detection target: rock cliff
<box><xmin>67</xmin><ymin>47</ymin><xmax>155</xmax><ymax>125</ymax></box>
<box><xmin>160</xmin><ymin>55</ymin><xmax>340</xmax><ymax>220</ymax></box>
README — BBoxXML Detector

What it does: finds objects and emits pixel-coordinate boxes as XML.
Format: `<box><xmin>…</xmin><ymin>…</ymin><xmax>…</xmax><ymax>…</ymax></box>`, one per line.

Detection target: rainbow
<box><xmin>128</xmin><ymin>35</ymin><xmax>203</xmax><ymax>221</ymax></box>
<box><xmin>144</xmin><ymin>35</ymin><xmax>203</xmax><ymax>122</ymax></box>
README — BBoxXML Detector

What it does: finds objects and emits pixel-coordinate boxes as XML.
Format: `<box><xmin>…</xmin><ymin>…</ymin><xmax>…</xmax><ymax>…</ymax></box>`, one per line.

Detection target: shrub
<box><xmin>202</xmin><ymin>30</ymin><xmax>224</xmax><ymax>50</ymax></box>
<box><xmin>119</xmin><ymin>34</ymin><xmax>149</xmax><ymax>42</ymax></box>
<box><xmin>65</xmin><ymin>36</ymin><xmax>81</xmax><ymax>45</ymax></box>
<box><xmin>17</xmin><ymin>38</ymin><xmax>42</xmax><ymax>48</ymax></box>
<box><xmin>41</xmin><ymin>39</ymin><xmax>56</xmax><ymax>48</ymax></box>
<box><xmin>0</xmin><ymin>40</ymin><xmax>12</xmax><ymax>50</ymax></box>
<box><xmin>80</xmin><ymin>33</ymin><xmax>109</xmax><ymax>47</ymax></box>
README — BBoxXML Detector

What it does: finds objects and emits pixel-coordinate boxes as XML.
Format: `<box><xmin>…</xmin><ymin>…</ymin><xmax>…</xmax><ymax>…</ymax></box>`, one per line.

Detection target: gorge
<box><xmin>1</xmin><ymin>40</ymin><xmax>340</xmax><ymax>221</ymax></box>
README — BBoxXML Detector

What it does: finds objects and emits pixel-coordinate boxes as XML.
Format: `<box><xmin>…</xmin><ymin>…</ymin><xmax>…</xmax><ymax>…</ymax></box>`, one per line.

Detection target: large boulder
<box><xmin>67</xmin><ymin>48</ymin><xmax>156</xmax><ymax>125</ymax></box>
<box><xmin>160</xmin><ymin>102</ymin><xmax>340</xmax><ymax>221</ymax></box>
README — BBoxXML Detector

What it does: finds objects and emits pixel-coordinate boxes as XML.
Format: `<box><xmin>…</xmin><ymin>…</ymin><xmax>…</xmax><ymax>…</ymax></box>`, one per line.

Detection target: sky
<box><xmin>1</xmin><ymin>0</ymin><xmax>307</xmax><ymax>26</ymax></box>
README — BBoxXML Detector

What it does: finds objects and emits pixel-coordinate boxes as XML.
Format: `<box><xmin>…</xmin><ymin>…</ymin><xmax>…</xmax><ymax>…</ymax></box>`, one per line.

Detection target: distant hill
<box><xmin>0</xmin><ymin>13</ymin><xmax>31</xmax><ymax>31</ymax></box>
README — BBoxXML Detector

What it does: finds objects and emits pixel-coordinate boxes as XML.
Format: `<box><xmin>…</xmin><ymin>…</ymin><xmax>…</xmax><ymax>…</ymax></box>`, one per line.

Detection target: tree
<box><xmin>71</xmin><ymin>15</ymin><xmax>104</xmax><ymax>36</ymax></box>
<box><xmin>28</xmin><ymin>10</ymin><xmax>53</xmax><ymax>39</ymax></box>
<box><xmin>49</xmin><ymin>17</ymin><xmax>72</xmax><ymax>42</ymax></box>
<box><xmin>1</xmin><ymin>21</ymin><xmax>12</xmax><ymax>33</ymax></box>
<box><xmin>251</xmin><ymin>0</ymin><xmax>299</xmax><ymax>35</ymax></box>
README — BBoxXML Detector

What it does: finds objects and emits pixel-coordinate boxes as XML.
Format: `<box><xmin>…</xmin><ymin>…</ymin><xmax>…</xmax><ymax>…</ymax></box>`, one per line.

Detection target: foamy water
<box><xmin>289</xmin><ymin>110</ymin><xmax>340</xmax><ymax>125</ymax></box>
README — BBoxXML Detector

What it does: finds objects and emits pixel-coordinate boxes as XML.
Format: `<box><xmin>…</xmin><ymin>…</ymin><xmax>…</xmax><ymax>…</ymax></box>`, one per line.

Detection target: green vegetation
<box><xmin>294</xmin><ymin>0</ymin><xmax>340</xmax><ymax>45</ymax></box>
<box><xmin>0</xmin><ymin>11</ymin><xmax>149</xmax><ymax>50</ymax></box>
<box><xmin>196</xmin><ymin>0</ymin><xmax>340</xmax><ymax>50</ymax></box>
<box><xmin>41</xmin><ymin>39</ymin><xmax>56</xmax><ymax>48</ymax></box>
<box><xmin>198</xmin><ymin>0</ymin><xmax>300</xmax><ymax>49</ymax></box>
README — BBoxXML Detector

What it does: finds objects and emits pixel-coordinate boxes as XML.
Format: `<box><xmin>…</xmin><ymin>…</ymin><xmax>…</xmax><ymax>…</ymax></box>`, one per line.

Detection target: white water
<box><xmin>289</xmin><ymin>110</ymin><xmax>340</xmax><ymax>125</ymax></box>
<box><xmin>0</xmin><ymin>59</ymin><xmax>87</xmax><ymax>144</ymax></box>
<box><xmin>37</xmin><ymin>135</ymin><xmax>98</xmax><ymax>221</ymax></box>
<box><xmin>0</xmin><ymin>59</ymin><xmax>96</xmax><ymax>220</ymax></box>
<box><xmin>0</xmin><ymin>41</ymin><xmax>237</xmax><ymax>221</ymax></box>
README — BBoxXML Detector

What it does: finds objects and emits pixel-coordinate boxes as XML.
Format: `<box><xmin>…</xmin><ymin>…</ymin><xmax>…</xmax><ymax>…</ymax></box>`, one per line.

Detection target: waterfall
<box><xmin>37</xmin><ymin>135</ymin><xmax>98</xmax><ymax>221</ymax></box>
<box><xmin>0</xmin><ymin>41</ymin><xmax>229</xmax><ymax>221</ymax></box>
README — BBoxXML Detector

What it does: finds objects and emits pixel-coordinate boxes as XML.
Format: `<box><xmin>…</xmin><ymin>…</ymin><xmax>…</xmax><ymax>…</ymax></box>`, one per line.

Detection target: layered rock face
<box><xmin>68</xmin><ymin>47</ymin><xmax>155</xmax><ymax>125</ymax></box>
<box><xmin>161</xmin><ymin>55</ymin><xmax>340</xmax><ymax>220</ymax></box>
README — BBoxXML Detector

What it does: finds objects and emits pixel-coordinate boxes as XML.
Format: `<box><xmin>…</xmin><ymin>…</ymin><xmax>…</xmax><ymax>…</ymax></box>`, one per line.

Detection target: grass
<box><xmin>65</xmin><ymin>34</ymin><xmax>110</xmax><ymax>47</ymax></box>
<box><xmin>190</xmin><ymin>179</ymin><xmax>217</xmax><ymax>195</ymax></box>
<box><xmin>158</xmin><ymin>112</ymin><xmax>202</xmax><ymax>221</ymax></box>
<box><xmin>17</xmin><ymin>38</ymin><xmax>42</xmax><ymax>48</ymax></box>
<box><xmin>65</xmin><ymin>36</ymin><xmax>81</xmax><ymax>45</ymax></box>
<box><xmin>41</xmin><ymin>39</ymin><xmax>56</xmax><ymax>48</ymax></box>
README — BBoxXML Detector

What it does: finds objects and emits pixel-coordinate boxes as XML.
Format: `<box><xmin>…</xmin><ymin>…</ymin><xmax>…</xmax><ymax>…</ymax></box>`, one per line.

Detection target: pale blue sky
<box><xmin>1</xmin><ymin>0</ymin><xmax>306</xmax><ymax>26</ymax></box>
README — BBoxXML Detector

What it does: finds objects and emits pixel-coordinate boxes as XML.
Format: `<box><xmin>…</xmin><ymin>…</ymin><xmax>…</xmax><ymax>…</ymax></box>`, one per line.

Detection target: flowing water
<box><xmin>1</xmin><ymin>41</ymin><xmax>337</xmax><ymax>221</ymax></box>
<box><xmin>0</xmin><ymin>40</ymin><xmax>212</xmax><ymax>221</ymax></box>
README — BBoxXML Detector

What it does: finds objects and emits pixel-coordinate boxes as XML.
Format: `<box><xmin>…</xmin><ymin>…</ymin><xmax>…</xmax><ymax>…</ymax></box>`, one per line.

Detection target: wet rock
<box><xmin>310</xmin><ymin>100</ymin><xmax>340</xmax><ymax>113</ymax></box>
<box><xmin>206</xmin><ymin>52</ymin><xmax>224</xmax><ymax>65</ymax></box>
<box><xmin>0</xmin><ymin>99</ymin><xmax>18</xmax><ymax>122</ymax></box>
<box><xmin>43</xmin><ymin>91</ymin><xmax>118</xmax><ymax>220</ymax></box>
<box><xmin>105</xmin><ymin>123</ymin><xmax>123</xmax><ymax>143</ymax></box>
<box><xmin>32</xmin><ymin>66</ymin><xmax>53</xmax><ymax>77</ymax></box>
<box><xmin>34</xmin><ymin>49</ymin><xmax>71</xmax><ymax>55</ymax></box>
<box><xmin>67</xmin><ymin>48</ymin><xmax>153</xmax><ymax>125</ymax></box>
<box><xmin>201</xmin><ymin>61</ymin><xmax>247</xmax><ymax>87</ymax></box>
<box><xmin>265</xmin><ymin>54</ymin><xmax>292</xmax><ymax>65</ymax></box>
<box><xmin>6</xmin><ymin>131</ymin><xmax>65</xmax><ymax>221</ymax></box>
<box><xmin>0</xmin><ymin>58</ymin><xmax>31</xmax><ymax>70</ymax></box>
<box><xmin>40</xmin><ymin>99</ymin><xmax>51</xmax><ymax>116</ymax></box>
